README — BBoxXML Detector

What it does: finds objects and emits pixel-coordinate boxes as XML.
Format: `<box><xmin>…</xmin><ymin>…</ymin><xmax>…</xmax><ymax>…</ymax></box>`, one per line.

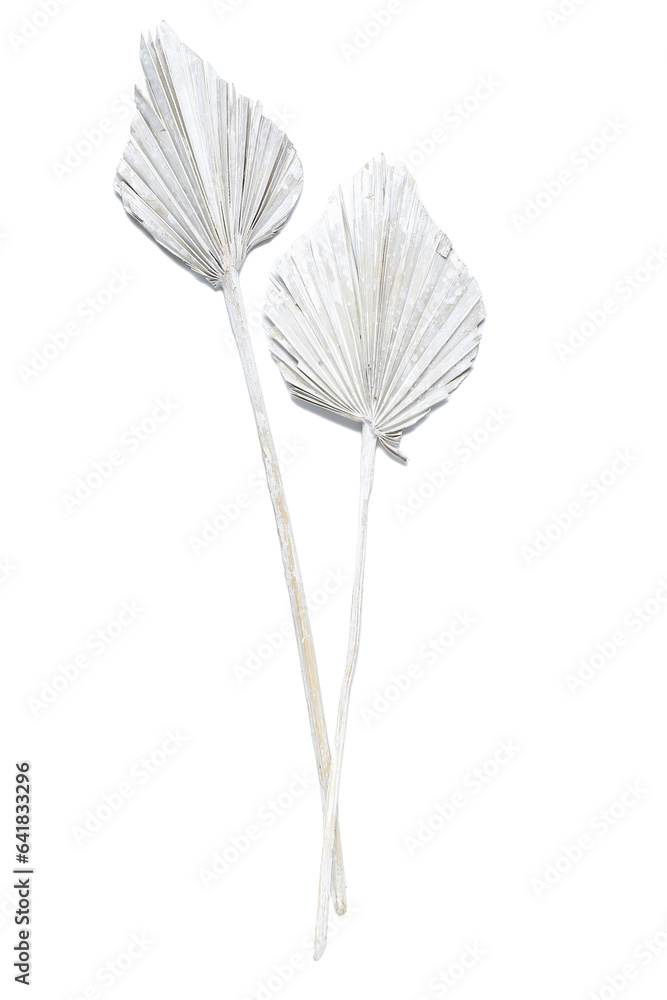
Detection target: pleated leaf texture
<box><xmin>266</xmin><ymin>158</ymin><xmax>485</xmax><ymax>459</ymax></box>
<box><xmin>115</xmin><ymin>22</ymin><xmax>303</xmax><ymax>284</ymax></box>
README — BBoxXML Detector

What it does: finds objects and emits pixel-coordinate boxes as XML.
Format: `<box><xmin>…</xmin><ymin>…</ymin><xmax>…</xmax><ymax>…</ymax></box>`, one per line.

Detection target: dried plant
<box><xmin>266</xmin><ymin>156</ymin><xmax>485</xmax><ymax>957</ymax></box>
<box><xmin>114</xmin><ymin>22</ymin><xmax>346</xmax><ymax>911</ymax></box>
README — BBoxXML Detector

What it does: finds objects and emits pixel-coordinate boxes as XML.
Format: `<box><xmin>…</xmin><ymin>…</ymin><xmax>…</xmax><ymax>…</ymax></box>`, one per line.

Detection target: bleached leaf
<box><xmin>265</xmin><ymin>157</ymin><xmax>485</xmax><ymax>459</ymax></box>
<box><xmin>115</xmin><ymin>22</ymin><xmax>303</xmax><ymax>283</ymax></box>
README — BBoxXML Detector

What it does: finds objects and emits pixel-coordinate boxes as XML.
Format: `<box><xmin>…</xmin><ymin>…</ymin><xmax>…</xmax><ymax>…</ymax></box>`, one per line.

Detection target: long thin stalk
<box><xmin>219</xmin><ymin>267</ymin><xmax>346</xmax><ymax>913</ymax></box>
<box><xmin>313</xmin><ymin>421</ymin><xmax>377</xmax><ymax>959</ymax></box>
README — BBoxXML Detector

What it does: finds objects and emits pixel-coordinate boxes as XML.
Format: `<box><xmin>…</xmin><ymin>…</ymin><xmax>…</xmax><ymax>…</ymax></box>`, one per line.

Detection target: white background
<box><xmin>2</xmin><ymin>0</ymin><xmax>666</xmax><ymax>997</ymax></box>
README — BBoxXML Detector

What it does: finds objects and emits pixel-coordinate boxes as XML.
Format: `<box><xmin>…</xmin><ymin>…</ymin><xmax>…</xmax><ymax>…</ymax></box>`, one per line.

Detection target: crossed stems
<box><xmin>219</xmin><ymin>268</ymin><xmax>346</xmax><ymax>915</ymax></box>
<box><xmin>314</xmin><ymin>421</ymin><xmax>377</xmax><ymax>959</ymax></box>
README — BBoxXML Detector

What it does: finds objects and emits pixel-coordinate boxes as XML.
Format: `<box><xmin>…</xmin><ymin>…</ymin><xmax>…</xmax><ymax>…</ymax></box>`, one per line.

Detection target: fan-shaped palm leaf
<box><xmin>115</xmin><ymin>22</ymin><xmax>303</xmax><ymax>280</ymax></box>
<box><xmin>267</xmin><ymin>156</ymin><xmax>484</xmax><ymax>461</ymax></box>
<box><xmin>265</xmin><ymin>156</ymin><xmax>485</xmax><ymax>957</ymax></box>
<box><xmin>115</xmin><ymin>22</ymin><xmax>346</xmax><ymax>912</ymax></box>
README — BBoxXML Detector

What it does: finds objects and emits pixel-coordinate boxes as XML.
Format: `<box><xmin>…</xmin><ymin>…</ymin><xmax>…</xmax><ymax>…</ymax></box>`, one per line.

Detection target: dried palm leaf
<box><xmin>265</xmin><ymin>156</ymin><xmax>485</xmax><ymax>957</ymax></box>
<box><xmin>114</xmin><ymin>21</ymin><xmax>346</xmax><ymax>911</ymax></box>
